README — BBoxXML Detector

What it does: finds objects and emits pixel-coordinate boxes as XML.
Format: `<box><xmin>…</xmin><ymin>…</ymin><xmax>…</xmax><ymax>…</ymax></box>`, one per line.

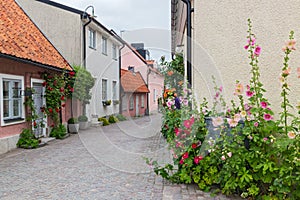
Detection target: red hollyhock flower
<box><xmin>33</xmin><ymin>121</ymin><xmax>37</xmax><ymax>127</ymax></box>
<box><xmin>62</xmin><ymin>104</ymin><xmax>66</xmax><ymax>107</ymax></box>
<box><xmin>48</xmin><ymin>108</ymin><xmax>53</xmax><ymax>113</ymax></box>
<box><xmin>61</xmin><ymin>96</ymin><xmax>65</xmax><ymax>101</ymax></box>
<box><xmin>60</xmin><ymin>87</ymin><xmax>64</xmax><ymax>92</ymax></box>
<box><xmin>70</xmin><ymin>88</ymin><xmax>74</xmax><ymax>92</ymax></box>
<box><xmin>42</xmin><ymin>82</ymin><xmax>47</xmax><ymax>87</ymax></box>
<box><xmin>179</xmin><ymin>159</ymin><xmax>184</xmax><ymax>165</ymax></box>
<box><xmin>55</xmin><ymin>108</ymin><xmax>60</xmax><ymax>113</ymax></box>
<box><xmin>40</xmin><ymin>107</ymin><xmax>45</xmax><ymax>112</ymax></box>
<box><xmin>191</xmin><ymin>143</ymin><xmax>198</xmax><ymax>149</ymax></box>
<box><xmin>194</xmin><ymin>155</ymin><xmax>203</xmax><ymax>164</ymax></box>
<box><xmin>182</xmin><ymin>152</ymin><xmax>189</xmax><ymax>159</ymax></box>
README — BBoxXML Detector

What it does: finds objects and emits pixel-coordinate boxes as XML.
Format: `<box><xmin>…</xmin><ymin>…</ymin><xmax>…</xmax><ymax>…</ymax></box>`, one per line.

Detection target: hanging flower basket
<box><xmin>102</xmin><ymin>100</ymin><xmax>111</xmax><ymax>106</ymax></box>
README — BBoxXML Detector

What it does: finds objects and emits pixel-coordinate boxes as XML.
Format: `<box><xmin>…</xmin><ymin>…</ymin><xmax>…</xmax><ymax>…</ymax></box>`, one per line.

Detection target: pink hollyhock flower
<box><xmin>282</xmin><ymin>67</ymin><xmax>291</xmax><ymax>75</ymax></box>
<box><xmin>176</xmin><ymin>141</ymin><xmax>182</xmax><ymax>148</ymax></box>
<box><xmin>227</xmin><ymin>152</ymin><xmax>232</xmax><ymax>158</ymax></box>
<box><xmin>263</xmin><ymin>137</ymin><xmax>268</xmax><ymax>141</ymax></box>
<box><xmin>221</xmin><ymin>155</ymin><xmax>226</xmax><ymax>161</ymax></box>
<box><xmin>183</xmin><ymin>99</ymin><xmax>189</xmax><ymax>106</ymax></box>
<box><xmin>228</xmin><ymin>118</ymin><xmax>238</xmax><ymax>127</ymax></box>
<box><xmin>179</xmin><ymin>159</ymin><xmax>184</xmax><ymax>165</ymax></box>
<box><xmin>182</xmin><ymin>152</ymin><xmax>189</xmax><ymax>159</ymax></box>
<box><xmin>184</xmin><ymin>117</ymin><xmax>194</xmax><ymax>129</ymax></box>
<box><xmin>212</xmin><ymin>117</ymin><xmax>224</xmax><ymax>127</ymax></box>
<box><xmin>251</xmin><ymin>38</ymin><xmax>256</xmax><ymax>45</ymax></box>
<box><xmin>244</xmin><ymin>45</ymin><xmax>249</xmax><ymax>50</ymax></box>
<box><xmin>234</xmin><ymin>83</ymin><xmax>244</xmax><ymax>95</ymax></box>
<box><xmin>191</xmin><ymin>143</ymin><xmax>198</xmax><ymax>149</ymax></box>
<box><xmin>174</xmin><ymin>127</ymin><xmax>180</xmax><ymax>136</ymax></box>
<box><xmin>215</xmin><ymin>92</ymin><xmax>220</xmax><ymax>98</ymax></box>
<box><xmin>254</xmin><ymin>46</ymin><xmax>261</xmax><ymax>56</ymax></box>
<box><xmin>254</xmin><ymin>122</ymin><xmax>259</xmax><ymax>127</ymax></box>
<box><xmin>246</xmin><ymin>90</ymin><xmax>254</xmax><ymax>97</ymax></box>
<box><xmin>167</xmin><ymin>100</ymin><xmax>174</xmax><ymax>108</ymax></box>
<box><xmin>244</xmin><ymin>103</ymin><xmax>251</xmax><ymax>111</ymax></box>
<box><xmin>234</xmin><ymin>114</ymin><xmax>241</xmax><ymax>122</ymax></box>
<box><xmin>287</xmin><ymin>131</ymin><xmax>296</xmax><ymax>139</ymax></box>
<box><xmin>260</xmin><ymin>101</ymin><xmax>268</xmax><ymax>109</ymax></box>
<box><xmin>248</xmin><ymin>135</ymin><xmax>253</xmax><ymax>140</ymax></box>
<box><xmin>219</xmin><ymin>86</ymin><xmax>223</xmax><ymax>92</ymax></box>
<box><xmin>263</xmin><ymin>114</ymin><xmax>273</xmax><ymax>121</ymax></box>
<box><xmin>286</xmin><ymin>39</ymin><xmax>296</xmax><ymax>50</ymax></box>
<box><xmin>297</xmin><ymin>67</ymin><xmax>300</xmax><ymax>78</ymax></box>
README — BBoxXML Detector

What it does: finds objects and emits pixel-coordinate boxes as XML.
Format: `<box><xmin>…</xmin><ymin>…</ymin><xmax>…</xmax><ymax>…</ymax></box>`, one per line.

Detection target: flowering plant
<box><xmin>149</xmin><ymin>19</ymin><xmax>300</xmax><ymax>199</ymax></box>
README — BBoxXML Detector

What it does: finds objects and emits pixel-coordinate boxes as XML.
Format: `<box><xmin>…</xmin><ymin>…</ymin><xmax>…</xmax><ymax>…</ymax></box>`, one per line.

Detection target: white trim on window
<box><xmin>112</xmin><ymin>80</ymin><xmax>117</xmax><ymax>100</ymax></box>
<box><xmin>129</xmin><ymin>95</ymin><xmax>134</xmax><ymax>110</ymax></box>
<box><xmin>102</xmin><ymin>36</ymin><xmax>107</xmax><ymax>55</ymax></box>
<box><xmin>0</xmin><ymin>73</ymin><xmax>25</xmax><ymax>126</ymax></box>
<box><xmin>102</xmin><ymin>79</ymin><xmax>108</xmax><ymax>101</ymax></box>
<box><xmin>141</xmin><ymin>95</ymin><xmax>145</xmax><ymax>108</ymax></box>
<box><xmin>89</xmin><ymin>28</ymin><xmax>96</xmax><ymax>49</ymax></box>
<box><xmin>112</xmin><ymin>43</ymin><xmax>117</xmax><ymax>60</ymax></box>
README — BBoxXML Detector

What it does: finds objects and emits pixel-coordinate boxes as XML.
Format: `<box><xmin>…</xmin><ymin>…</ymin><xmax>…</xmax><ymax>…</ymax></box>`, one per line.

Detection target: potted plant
<box><xmin>102</xmin><ymin>100</ymin><xmax>111</xmax><ymax>106</ymax></box>
<box><xmin>78</xmin><ymin>115</ymin><xmax>89</xmax><ymax>130</ymax></box>
<box><xmin>67</xmin><ymin>117</ymin><xmax>79</xmax><ymax>133</ymax></box>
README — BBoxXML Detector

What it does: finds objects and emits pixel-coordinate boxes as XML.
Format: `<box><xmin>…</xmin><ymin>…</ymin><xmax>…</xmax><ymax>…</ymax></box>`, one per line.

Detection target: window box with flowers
<box><xmin>102</xmin><ymin>100</ymin><xmax>111</xmax><ymax>106</ymax></box>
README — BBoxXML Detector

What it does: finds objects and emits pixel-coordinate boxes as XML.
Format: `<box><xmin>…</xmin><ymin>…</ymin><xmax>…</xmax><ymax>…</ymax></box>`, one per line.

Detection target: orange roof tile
<box><xmin>0</xmin><ymin>0</ymin><xmax>72</xmax><ymax>71</ymax></box>
<box><xmin>121</xmin><ymin>69</ymin><xmax>149</xmax><ymax>93</ymax></box>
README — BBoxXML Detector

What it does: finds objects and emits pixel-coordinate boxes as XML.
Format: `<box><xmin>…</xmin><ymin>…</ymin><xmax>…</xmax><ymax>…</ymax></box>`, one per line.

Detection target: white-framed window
<box><xmin>102</xmin><ymin>36</ymin><xmax>107</xmax><ymax>55</ymax></box>
<box><xmin>102</xmin><ymin>79</ymin><xmax>107</xmax><ymax>101</ymax></box>
<box><xmin>129</xmin><ymin>96</ymin><xmax>134</xmax><ymax>110</ymax></box>
<box><xmin>112</xmin><ymin>81</ymin><xmax>117</xmax><ymax>100</ymax></box>
<box><xmin>0</xmin><ymin>74</ymin><xmax>25</xmax><ymax>126</ymax></box>
<box><xmin>89</xmin><ymin>28</ymin><xmax>96</xmax><ymax>49</ymax></box>
<box><xmin>112</xmin><ymin>43</ymin><xmax>117</xmax><ymax>60</ymax></box>
<box><xmin>141</xmin><ymin>95</ymin><xmax>145</xmax><ymax>108</ymax></box>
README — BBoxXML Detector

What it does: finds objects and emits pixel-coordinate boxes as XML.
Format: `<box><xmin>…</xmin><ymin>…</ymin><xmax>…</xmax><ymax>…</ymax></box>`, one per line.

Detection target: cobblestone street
<box><xmin>0</xmin><ymin>114</ymin><xmax>240</xmax><ymax>200</ymax></box>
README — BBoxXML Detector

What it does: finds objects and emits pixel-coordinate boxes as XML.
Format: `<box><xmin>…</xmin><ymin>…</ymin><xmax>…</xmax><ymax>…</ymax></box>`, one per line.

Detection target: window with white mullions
<box><xmin>89</xmin><ymin>28</ymin><xmax>96</xmax><ymax>49</ymax></box>
<box><xmin>102</xmin><ymin>79</ymin><xmax>107</xmax><ymax>101</ymax></box>
<box><xmin>3</xmin><ymin>79</ymin><xmax>22</xmax><ymax>120</ymax></box>
<box><xmin>102</xmin><ymin>36</ymin><xmax>107</xmax><ymax>55</ymax></box>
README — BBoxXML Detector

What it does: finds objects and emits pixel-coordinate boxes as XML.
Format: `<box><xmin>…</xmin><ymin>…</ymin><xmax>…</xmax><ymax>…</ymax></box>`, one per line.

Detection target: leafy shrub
<box><xmin>17</xmin><ymin>129</ymin><xmax>39</xmax><ymax>149</ymax></box>
<box><xmin>116</xmin><ymin>114</ymin><xmax>127</xmax><ymax>121</ymax></box>
<box><xmin>68</xmin><ymin>117</ymin><xmax>78</xmax><ymax>124</ymax></box>
<box><xmin>98</xmin><ymin>117</ymin><xmax>110</xmax><ymax>126</ymax></box>
<box><xmin>108</xmin><ymin>115</ymin><xmax>118</xmax><ymax>123</ymax></box>
<box><xmin>50</xmin><ymin>124</ymin><xmax>67</xmax><ymax>139</ymax></box>
<box><xmin>78</xmin><ymin>115</ymin><xmax>88</xmax><ymax>122</ymax></box>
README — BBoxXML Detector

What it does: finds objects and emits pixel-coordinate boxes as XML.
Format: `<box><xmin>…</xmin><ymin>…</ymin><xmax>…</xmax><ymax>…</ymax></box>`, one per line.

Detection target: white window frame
<box><xmin>129</xmin><ymin>95</ymin><xmax>134</xmax><ymax>110</ymax></box>
<box><xmin>141</xmin><ymin>95</ymin><xmax>145</xmax><ymax>108</ymax></box>
<box><xmin>102</xmin><ymin>36</ymin><xmax>107</xmax><ymax>55</ymax></box>
<box><xmin>89</xmin><ymin>28</ymin><xmax>96</xmax><ymax>49</ymax></box>
<box><xmin>112</xmin><ymin>80</ymin><xmax>117</xmax><ymax>100</ymax></box>
<box><xmin>0</xmin><ymin>74</ymin><xmax>25</xmax><ymax>126</ymax></box>
<box><xmin>112</xmin><ymin>43</ymin><xmax>117</xmax><ymax>60</ymax></box>
<box><xmin>122</xmin><ymin>95</ymin><xmax>127</xmax><ymax>111</ymax></box>
<box><xmin>102</xmin><ymin>79</ymin><xmax>108</xmax><ymax>101</ymax></box>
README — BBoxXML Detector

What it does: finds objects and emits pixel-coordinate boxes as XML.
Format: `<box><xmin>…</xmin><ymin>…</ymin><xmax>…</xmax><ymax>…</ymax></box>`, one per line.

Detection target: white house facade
<box><xmin>17</xmin><ymin>0</ymin><xmax>122</xmax><ymax>118</ymax></box>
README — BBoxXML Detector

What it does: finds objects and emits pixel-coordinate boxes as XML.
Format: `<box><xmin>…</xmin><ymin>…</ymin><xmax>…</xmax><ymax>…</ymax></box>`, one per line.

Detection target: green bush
<box><xmin>116</xmin><ymin>114</ymin><xmax>127</xmax><ymax>121</ymax></box>
<box><xmin>108</xmin><ymin>115</ymin><xmax>118</xmax><ymax>123</ymax></box>
<box><xmin>17</xmin><ymin>129</ymin><xmax>39</xmax><ymax>149</ymax></box>
<box><xmin>78</xmin><ymin>115</ymin><xmax>88</xmax><ymax>122</ymax></box>
<box><xmin>50</xmin><ymin>124</ymin><xmax>67</xmax><ymax>139</ymax></box>
<box><xmin>98</xmin><ymin>117</ymin><xmax>110</xmax><ymax>126</ymax></box>
<box><xmin>68</xmin><ymin>117</ymin><xmax>78</xmax><ymax>124</ymax></box>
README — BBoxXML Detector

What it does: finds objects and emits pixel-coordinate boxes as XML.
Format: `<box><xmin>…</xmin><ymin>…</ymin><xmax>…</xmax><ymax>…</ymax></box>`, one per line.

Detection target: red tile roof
<box><xmin>121</xmin><ymin>69</ymin><xmax>149</xmax><ymax>93</ymax></box>
<box><xmin>0</xmin><ymin>0</ymin><xmax>72</xmax><ymax>71</ymax></box>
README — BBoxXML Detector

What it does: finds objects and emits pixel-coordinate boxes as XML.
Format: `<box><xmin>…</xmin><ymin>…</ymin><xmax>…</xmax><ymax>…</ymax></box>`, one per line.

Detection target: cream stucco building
<box><xmin>171</xmin><ymin>0</ymin><xmax>300</xmax><ymax>115</ymax></box>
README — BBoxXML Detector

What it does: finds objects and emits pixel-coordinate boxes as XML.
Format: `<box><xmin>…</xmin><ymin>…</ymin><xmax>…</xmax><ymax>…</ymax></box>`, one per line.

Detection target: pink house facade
<box><xmin>120</xmin><ymin>43</ymin><xmax>164</xmax><ymax>114</ymax></box>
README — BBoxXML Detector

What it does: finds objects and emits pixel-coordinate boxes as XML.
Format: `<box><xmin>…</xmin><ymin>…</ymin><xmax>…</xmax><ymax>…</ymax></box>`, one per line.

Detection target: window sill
<box><xmin>102</xmin><ymin>52</ymin><xmax>108</xmax><ymax>56</ymax></box>
<box><xmin>2</xmin><ymin>118</ymin><xmax>25</xmax><ymax>126</ymax></box>
<box><xmin>89</xmin><ymin>46</ymin><xmax>96</xmax><ymax>50</ymax></box>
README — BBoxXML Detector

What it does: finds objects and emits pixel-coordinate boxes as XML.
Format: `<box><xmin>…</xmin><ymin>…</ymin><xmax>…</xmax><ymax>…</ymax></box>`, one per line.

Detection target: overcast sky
<box><xmin>52</xmin><ymin>0</ymin><xmax>172</xmax><ymax>61</ymax></box>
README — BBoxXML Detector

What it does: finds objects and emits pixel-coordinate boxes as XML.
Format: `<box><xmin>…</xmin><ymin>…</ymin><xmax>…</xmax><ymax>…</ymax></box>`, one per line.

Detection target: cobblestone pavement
<box><xmin>0</xmin><ymin>114</ymin><xmax>241</xmax><ymax>200</ymax></box>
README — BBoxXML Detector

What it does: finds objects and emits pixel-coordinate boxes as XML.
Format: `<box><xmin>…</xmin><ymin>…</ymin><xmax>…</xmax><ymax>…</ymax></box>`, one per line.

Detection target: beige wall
<box><xmin>192</xmin><ymin>0</ymin><xmax>300</xmax><ymax>115</ymax></box>
<box><xmin>16</xmin><ymin>0</ymin><xmax>83</xmax><ymax>66</ymax></box>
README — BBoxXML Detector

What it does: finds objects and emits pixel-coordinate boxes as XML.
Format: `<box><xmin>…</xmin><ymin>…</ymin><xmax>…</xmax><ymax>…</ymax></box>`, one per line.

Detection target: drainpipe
<box><xmin>181</xmin><ymin>0</ymin><xmax>192</xmax><ymax>87</ymax></box>
<box><xmin>82</xmin><ymin>15</ymin><xmax>92</xmax><ymax>68</ymax></box>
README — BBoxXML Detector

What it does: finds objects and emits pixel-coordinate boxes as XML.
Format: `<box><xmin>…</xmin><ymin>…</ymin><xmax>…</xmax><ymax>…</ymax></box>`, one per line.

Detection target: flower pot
<box><xmin>68</xmin><ymin>123</ymin><xmax>79</xmax><ymax>133</ymax></box>
<box><xmin>79</xmin><ymin>121</ymin><xmax>89</xmax><ymax>130</ymax></box>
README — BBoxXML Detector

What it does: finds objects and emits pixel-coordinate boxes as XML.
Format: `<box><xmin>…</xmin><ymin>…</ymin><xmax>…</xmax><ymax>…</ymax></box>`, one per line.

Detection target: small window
<box><xmin>112</xmin><ymin>44</ymin><xmax>117</xmax><ymax>60</ymax></box>
<box><xmin>102</xmin><ymin>36</ymin><xmax>107</xmax><ymax>55</ymax></box>
<box><xmin>141</xmin><ymin>95</ymin><xmax>144</xmax><ymax>108</ymax></box>
<box><xmin>129</xmin><ymin>96</ymin><xmax>134</xmax><ymax>110</ymax></box>
<box><xmin>2</xmin><ymin>79</ymin><xmax>22</xmax><ymax>121</ymax></box>
<box><xmin>102</xmin><ymin>79</ymin><xmax>107</xmax><ymax>101</ymax></box>
<box><xmin>112</xmin><ymin>81</ymin><xmax>117</xmax><ymax>100</ymax></box>
<box><xmin>89</xmin><ymin>29</ymin><xmax>96</xmax><ymax>49</ymax></box>
<box><xmin>122</xmin><ymin>95</ymin><xmax>127</xmax><ymax>111</ymax></box>
<box><xmin>153</xmin><ymin>89</ymin><xmax>156</xmax><ymax>103</ymax></box>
